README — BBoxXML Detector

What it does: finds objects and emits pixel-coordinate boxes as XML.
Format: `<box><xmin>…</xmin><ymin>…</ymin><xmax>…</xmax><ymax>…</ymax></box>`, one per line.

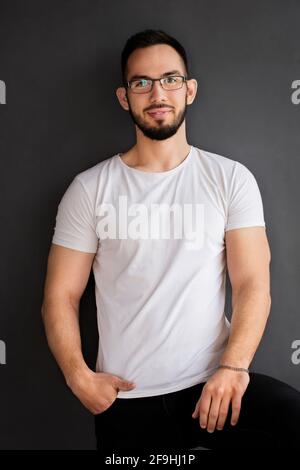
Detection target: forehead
<box><xmin>127</xmin><ymin>44</ymin><xmax>185</xmax><ymax>80</ymax></box>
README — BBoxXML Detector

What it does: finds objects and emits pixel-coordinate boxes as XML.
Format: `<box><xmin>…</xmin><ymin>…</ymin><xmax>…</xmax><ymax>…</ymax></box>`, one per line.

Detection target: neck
<box><xmin>129</xmin><ymin>123</ymin><xmax>191</xmax><ymax>172</ymax></box>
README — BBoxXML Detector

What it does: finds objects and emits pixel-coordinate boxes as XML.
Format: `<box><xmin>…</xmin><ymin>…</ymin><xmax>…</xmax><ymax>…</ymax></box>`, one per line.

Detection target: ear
<box><xmin>186</xmin><ymin>78</ymin><xmax>198</xmax><ymax>106</ymax></box>
<box><xmin>116</xmin><ymin>86</ymin><xmax>129</xmax><ymax>111</ymax></box>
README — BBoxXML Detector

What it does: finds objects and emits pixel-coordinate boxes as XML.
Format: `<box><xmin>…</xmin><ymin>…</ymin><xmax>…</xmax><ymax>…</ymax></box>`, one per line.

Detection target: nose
<box><xmin>149</xmin><ymin>80</ymin><xmax>167</xmax><ymax>101</ymax></box>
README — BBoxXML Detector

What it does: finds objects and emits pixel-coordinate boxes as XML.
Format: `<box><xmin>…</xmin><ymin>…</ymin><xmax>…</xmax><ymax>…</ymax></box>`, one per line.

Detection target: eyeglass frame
<box><xmin>125</xmin><ymin>75</ymin><xmax>189</xmax><ymax>94</ymax></box>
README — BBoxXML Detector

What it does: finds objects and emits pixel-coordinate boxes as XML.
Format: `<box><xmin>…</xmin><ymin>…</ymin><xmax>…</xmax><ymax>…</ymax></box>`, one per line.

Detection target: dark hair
<box><xmin>121</xmin><ymin>29</ymin><xmax>189</xmax><ymax>85</ymax></box>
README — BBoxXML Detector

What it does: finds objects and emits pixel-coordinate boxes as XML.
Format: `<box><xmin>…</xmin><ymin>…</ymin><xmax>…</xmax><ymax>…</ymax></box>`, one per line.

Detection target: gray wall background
<box><xmin>0</xmin><ymin>0</ymin><xmax>299</xmax><ymax>450</ymax></box>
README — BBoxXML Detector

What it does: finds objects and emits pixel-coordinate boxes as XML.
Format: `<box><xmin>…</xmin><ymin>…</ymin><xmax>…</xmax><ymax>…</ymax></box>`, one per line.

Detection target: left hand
<box><xmin>192</xmin><ymin>368</ymin><xmax>250</xmax><ymax>433</ymax></box>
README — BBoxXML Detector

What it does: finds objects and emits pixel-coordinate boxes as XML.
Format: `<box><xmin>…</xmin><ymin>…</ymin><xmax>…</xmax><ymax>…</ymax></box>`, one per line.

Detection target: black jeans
<box><xmin>94</xmin><ymin>372</ymin><xmax>300</xmax><ymax>451</ymax></box>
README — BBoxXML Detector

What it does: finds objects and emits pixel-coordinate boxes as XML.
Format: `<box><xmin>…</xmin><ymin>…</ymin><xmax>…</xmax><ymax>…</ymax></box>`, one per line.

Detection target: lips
<box><xmin>147</xmin><ymin>108</ymin><xmax>172</xmax><ymax>118</ymax></box>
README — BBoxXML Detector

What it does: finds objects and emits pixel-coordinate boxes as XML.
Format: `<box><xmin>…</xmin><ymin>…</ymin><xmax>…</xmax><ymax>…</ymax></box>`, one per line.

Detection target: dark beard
<box><xmin>127</xmin><ymin>96</ymin><xmax>188</xmax><ymax>141</ymax></box>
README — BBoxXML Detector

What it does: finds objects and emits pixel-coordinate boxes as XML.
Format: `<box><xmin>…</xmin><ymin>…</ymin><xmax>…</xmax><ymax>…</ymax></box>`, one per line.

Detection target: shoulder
<box><xmin>73</xmin><ymin>153</ymin><xmax>119</xmax><ymax>193</ymax></box>
<box><xmin>193</xmin><ymin>146</ymin><xmax>238</xmax><ymax>172</ymax></box>
<box><xmin>192</xmin><ymin>146</ymin><xmax>256</xmax><ymax>182</ymax></box>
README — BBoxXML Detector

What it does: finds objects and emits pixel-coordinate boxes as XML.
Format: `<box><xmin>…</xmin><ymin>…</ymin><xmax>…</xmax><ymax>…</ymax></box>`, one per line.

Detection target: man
<box><xmin>41</xmin><ymin>29</ymin><xmax>300</xmax><ymax>450</ymax></box>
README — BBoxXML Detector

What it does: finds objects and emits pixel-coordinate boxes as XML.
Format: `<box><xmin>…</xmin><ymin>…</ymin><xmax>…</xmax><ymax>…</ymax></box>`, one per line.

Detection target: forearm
<box><xmin>220</xmin><ymin>285</ymin><xmax>271</xmax><ymax>368</ymax></box>
<box><xmin>41</xmin><ymin>298</ymin><xmax>91</xmax><ymax>386</ymax></box>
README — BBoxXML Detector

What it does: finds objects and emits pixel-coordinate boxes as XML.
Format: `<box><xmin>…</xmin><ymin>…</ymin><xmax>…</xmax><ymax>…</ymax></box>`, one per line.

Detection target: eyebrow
<box><xmin>128</xmin><ymin>70</ymin><xmax>182</xmax><ymax>81</ymax></box>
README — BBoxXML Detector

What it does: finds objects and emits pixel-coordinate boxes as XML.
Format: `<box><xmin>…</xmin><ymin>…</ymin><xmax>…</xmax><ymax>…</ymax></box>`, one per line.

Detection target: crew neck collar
<box><xmin>117</xmin><ymin>146</ymin><xmax>194</xmax><ymax>177</ymax></box>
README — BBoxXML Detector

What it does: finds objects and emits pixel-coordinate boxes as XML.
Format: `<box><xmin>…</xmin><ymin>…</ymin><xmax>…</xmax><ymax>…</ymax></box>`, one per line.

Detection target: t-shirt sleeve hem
<box><xmin>52</xmin><ymin>238</ymin><xmax>98</xmax><ymax>254</ymax></box>
<box><xmin>225</xmin><ymin>221</ymin><xmax>266</xmax><ymax>231</ymax></box>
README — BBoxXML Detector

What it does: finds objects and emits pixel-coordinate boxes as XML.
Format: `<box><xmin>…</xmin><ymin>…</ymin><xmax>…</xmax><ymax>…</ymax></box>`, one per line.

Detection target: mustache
<box><xmin>145</xmin><ymin>105</ymin><xmax>174</xmax><ymax>111</ymax></box>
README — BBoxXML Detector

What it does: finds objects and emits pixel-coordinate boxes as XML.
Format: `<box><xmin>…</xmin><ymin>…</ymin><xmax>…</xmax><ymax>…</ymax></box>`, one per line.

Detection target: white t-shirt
<box><xmin>52</xmin><ymin>145</ymin><xmax>266</xmax><ymax>398</ymax></box>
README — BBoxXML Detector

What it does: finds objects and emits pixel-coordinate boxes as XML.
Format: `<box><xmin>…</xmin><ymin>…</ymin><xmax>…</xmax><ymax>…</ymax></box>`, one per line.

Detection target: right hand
<box><xmin>67</xmin><ymin>369</ymin><xmax>136</xmax><ymax>415</ymax></box>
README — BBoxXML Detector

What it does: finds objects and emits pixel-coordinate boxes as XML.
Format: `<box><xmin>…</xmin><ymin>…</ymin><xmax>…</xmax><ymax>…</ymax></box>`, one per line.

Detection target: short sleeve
<box><xmin>52</xmin><ymin>176</ymin><xmax>99</xmax><ymax>253</ymax></box>
<box><xmin>225</xmin><ymin>162</ymin><xmax>266</xmax><ymax>231</ymax></box>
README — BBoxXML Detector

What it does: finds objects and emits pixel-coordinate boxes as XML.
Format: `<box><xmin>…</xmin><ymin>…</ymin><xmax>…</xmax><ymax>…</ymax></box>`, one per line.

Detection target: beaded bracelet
<box><xmin>218</xmin><ymin>364</ymin><xmax>250</xmax><ymax>374</ymax></box>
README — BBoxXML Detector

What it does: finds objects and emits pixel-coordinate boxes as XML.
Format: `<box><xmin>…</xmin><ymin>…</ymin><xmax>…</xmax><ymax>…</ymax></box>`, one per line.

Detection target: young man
<box><xmin>41</xmin><ymin>29</ymin><xmax>300</xmax><ymax>450</ymax></box>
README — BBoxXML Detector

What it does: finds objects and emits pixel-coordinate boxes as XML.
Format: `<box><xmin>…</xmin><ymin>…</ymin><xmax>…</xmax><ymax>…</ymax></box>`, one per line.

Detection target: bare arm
<box><xmin>220</xmin><ymin>226</ymin><xmax>272</xmax><ymax>367</ymax></box>
<box><xmin>41</xmin><ymin>243</ymin><xmax>135</xmax><ymax>414</ymax></box>
<box><xmin>192</xmin><ymin>226</ymin><xmax>271</xmax><ymax>432</ymax></box>
<box><xmin>41</xmin><ymin>243</ymin><xmax>96</xmax><ymax>385</ymax></box>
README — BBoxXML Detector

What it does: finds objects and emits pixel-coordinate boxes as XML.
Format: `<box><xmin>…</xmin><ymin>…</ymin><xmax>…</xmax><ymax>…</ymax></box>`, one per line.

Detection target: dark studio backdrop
<box><xmin>0</xmin><ymin>0</ymin><xmax>299</xmax><ymax>450</ymax></box>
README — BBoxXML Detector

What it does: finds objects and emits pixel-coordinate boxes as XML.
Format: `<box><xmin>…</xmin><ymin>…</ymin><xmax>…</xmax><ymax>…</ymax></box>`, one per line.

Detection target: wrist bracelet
<box><xmin>218</xmin><ymin>364</ymin><xmax>250</xmax><ymax>374</ymax></box>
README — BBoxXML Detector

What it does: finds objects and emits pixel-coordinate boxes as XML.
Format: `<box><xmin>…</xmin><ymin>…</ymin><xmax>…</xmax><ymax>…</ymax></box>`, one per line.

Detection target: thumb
<box><xmin>115</xmin><ymin>377</ymin><xmax>136</xmax><ymax>391</ymax></box>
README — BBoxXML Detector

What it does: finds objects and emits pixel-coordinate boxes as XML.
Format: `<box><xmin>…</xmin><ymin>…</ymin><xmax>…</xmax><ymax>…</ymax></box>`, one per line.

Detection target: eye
<box><xmin>164</xmin><ymin>76</ymin><xmax>178</xmax><ymax>84</ymax></box>
<box><xmin>133</xmin><ymin>79</ymin><xmax>149</xmax><ymax>88</ymax></box>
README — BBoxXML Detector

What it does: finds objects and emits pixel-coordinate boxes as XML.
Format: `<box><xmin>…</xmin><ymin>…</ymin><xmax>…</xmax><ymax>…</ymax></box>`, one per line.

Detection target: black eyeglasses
<box><xmin>126</xmin><ymin>75</ymin><xmax>188</xmax><ymax>94</ymax></box>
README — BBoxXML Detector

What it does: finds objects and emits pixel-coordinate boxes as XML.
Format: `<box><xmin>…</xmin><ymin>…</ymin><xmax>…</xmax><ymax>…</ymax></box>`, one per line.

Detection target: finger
<box><xmin>216</xmin><ymin>394</ymin><xmax>231</xmax><ymax>430</ymax></box>
<box><xmin>196</xmin><ymin>388</ymin><xmax>212</xmax><ymax>429</ymax></box>
<box><xmin>231</xmin><ymin>394</ymin><xmax>242</xmax><ymax>426</ymax></box>
<box><xmin>206</xmin><ymin>392</ymin><xmax>223</xmax><ymax>433</ymax></box>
